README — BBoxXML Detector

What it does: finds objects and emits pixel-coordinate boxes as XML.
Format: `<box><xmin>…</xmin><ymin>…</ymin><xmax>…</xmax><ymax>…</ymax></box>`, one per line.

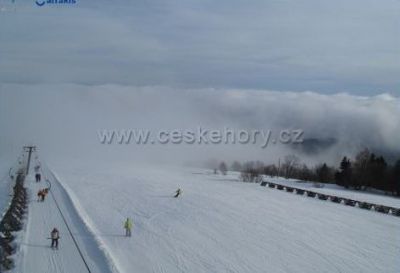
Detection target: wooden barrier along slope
<box><xmin>260</xmin><ymin>181</ymin><xmax>400</xmax><ymax>217</ymax></box>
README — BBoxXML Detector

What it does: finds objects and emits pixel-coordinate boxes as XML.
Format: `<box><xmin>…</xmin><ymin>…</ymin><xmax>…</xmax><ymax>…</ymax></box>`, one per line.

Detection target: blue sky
<box><xmin>0</xmin><ymin>0</ymin><xmax>399</xmax><ymax>95</ymax></box>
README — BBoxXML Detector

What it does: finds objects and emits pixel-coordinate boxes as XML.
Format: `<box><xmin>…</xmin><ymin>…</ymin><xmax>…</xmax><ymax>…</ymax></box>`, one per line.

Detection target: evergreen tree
<box><xmin>368</xmin><ymin>155</ymin><xmax>387</xmax><ymax>190</ymax></box>
<box><xmin>392</xmin><ymin>160</ymin><xmax>400</xmax><ymax>196</ymax></box>
<box><xmin>315</xmin><ymin>163</ymin><xmax>331</xmax><ymax>183</ymax></box>
<box><xmin>335</xmin><ymin>156</ymin><xmax>352</xmax><ymax>188</ymax></box>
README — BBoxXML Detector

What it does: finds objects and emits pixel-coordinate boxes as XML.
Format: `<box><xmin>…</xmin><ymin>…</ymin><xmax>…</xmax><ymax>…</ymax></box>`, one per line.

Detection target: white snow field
<box><xmin>34</xmin><ymin>161</ymin><xmax>400</xmax><ymax>273</ymax></box>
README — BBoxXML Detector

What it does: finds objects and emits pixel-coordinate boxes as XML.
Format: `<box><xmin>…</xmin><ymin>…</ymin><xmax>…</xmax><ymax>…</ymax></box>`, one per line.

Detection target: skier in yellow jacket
<box><xmin>124</xmin><ymin>217</ymin><xmax>133</xmax><ymax>237</ymax></box>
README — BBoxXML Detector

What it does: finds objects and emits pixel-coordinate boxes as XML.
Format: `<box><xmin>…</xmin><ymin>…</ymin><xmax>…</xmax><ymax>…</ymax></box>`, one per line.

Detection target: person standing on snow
<box><xmin>174</xmin><ymin>188</ymin><xmax>182</xmax><ymax>198</ymax></box>
<box><xmin>37</xmin><ymin>190</ymin><xmax>42</xmax><ymax>202</ymax></box>
<box><xmin>38</xmin><ymin>189</ymin><xmax>47</xmax><ymax>202</ymax></box>
<box><xmin>35</xmin><ymin>173</ymin><xmax>41</xmax><ymax>182</ymax></box>
<box><xmin>124</xmin><ymin>217</ymin><xmax>133</xmax><ymax>237</ymax></box>
<box><xmin>50</xmin><ymin>228</ymin><xmax>60</xmax><ymax>249</ymax></box>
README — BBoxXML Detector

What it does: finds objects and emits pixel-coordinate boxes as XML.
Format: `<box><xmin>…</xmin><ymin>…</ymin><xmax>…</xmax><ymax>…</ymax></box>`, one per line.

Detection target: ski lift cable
<box><xmin>46</xmin><ymin>170</ymin><xmax>92</xmax><ymax>273</ymax></box>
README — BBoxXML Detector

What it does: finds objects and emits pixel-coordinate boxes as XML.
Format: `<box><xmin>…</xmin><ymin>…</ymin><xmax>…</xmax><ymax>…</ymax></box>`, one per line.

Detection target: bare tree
<box><xmin>231</xmin><ymin>161</ymin><xmax>242</xmax><ymax>172</ymax></box>
<box><xmin>282</xmin><ymin>154</ymin><xmax>300</xmax><ymax>178</ymax></box>
<box><xmin>240</xmin><ymin>168</ymin><xmax>260</xmax><ymax>182</ymax></box>
<box><xmin>219</xmin><ymin>161</ymin><xmax>228</xmax><ymax>175</ymax></box>
<box><xmin>263</xmin><ymin>164</ymin><xmax>278</xmax><ymax>177</ymax></box>
<box><xmin>353</xmin><ymin>148</ymin><xmax>370</xmax><ymax>189</ymax></box>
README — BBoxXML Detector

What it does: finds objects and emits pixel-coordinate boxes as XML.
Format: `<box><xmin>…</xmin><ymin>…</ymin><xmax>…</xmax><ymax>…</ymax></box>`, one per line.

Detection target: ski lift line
<box><xmin>47</xmin><ymin>179</ymin><xmax>92</xmax><ymax>273</ymax></box>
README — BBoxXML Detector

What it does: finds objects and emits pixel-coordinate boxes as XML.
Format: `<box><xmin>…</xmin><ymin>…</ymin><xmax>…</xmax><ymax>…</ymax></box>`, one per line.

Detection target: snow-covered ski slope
<box><xmin>48</xmin><ymin>162</ymin><xmax>400</xmax><ymax>273</ymax></box>
<box><xmin>13</xmin><ymin>167</ymin><xmax>117</xmax><ymax>273</ymax></box>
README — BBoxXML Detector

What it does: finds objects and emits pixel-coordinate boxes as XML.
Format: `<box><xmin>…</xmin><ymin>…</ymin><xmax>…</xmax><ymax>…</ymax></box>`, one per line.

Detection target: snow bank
<box><xmin>46</xmin><ymin>166</ymin><xmax>122</xmax><ymax>273</ymax></box>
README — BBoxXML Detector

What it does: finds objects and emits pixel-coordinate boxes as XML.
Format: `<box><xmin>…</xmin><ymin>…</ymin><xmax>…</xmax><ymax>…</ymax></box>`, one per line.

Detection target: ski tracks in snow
<box><xmin>14</xmin><ymin>166</ymin><xmax>118</xmax><ymax>273</ymax></box>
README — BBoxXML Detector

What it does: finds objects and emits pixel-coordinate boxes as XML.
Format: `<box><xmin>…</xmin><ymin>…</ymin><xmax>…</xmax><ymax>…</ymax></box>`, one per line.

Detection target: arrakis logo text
<box><xmin>35</xmin><ymin>0</ymin><xmax>77</xmax><ymax>7</ymax></box>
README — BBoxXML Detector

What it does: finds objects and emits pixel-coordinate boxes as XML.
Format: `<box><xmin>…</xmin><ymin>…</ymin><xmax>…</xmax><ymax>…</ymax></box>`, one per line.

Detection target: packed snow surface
<box><xmin>13</xmin><ymin>168</ymin><xmax>116</xmax><ymax>273</ymax></box>
<box><xmin>43</xmin><ymin>162</ymin><xmax>399</xmax><ymax>273</ymax></box>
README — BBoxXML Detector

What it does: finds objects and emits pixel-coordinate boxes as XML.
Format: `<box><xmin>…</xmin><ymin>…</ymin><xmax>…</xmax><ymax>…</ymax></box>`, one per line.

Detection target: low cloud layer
<box><xmin>0</xmin><ymin>0</ymin><xmax>399</xmax><ymax>94</ymax></box>
<box><xmin>1</xmin><ymin>1</ymin><xmax>399</xmax><ymax>167</ymax></box>
<box><xmin>1</xmin><ymin>85</ymin><xmax>399</xmax><ymax>166</ymax></box>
